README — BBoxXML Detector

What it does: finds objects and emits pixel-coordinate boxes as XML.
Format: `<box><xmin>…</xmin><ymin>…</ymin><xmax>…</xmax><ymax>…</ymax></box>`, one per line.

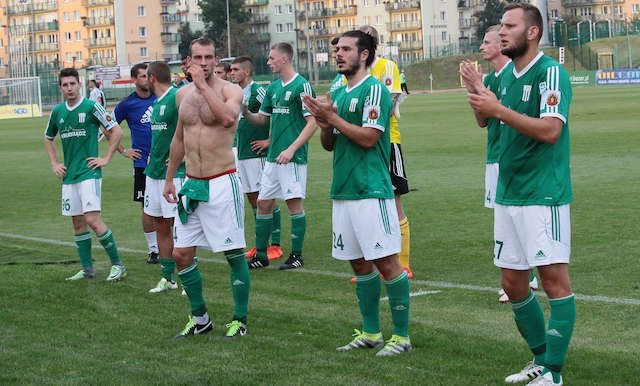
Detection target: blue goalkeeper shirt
<box><xmin>113</xmin><ymin>91</ymin><xmax>156</xmax><ymax>168</ymax></box>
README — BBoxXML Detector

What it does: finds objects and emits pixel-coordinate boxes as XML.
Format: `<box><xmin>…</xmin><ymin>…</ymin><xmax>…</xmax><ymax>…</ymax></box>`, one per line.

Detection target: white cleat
<box><xmin>505</xmin><ymin>361</ymin><xmax>544</xmax><ymax>383</ymax></box>
<box><xmin>149</xmin><ymin>277</ymin><xmax>178</xmax><ymax>293</ymax></box>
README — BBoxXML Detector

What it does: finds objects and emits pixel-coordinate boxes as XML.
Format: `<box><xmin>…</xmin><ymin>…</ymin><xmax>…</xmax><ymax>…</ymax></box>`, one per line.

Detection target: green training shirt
<box><xmin>328</xmin><ymin>75</ymin><xmax>394</xmax><ymax>200</ymax></box>
<box><xmin>145</xmin><ymin>86</ymin><xmax>185</xmax><ymax>179</ymax></box>
<box><xmin>259</xmin><ymin>74</ymin><xmax>316</xmax><ymax>164</ymax></box>
<box><xmin>483</xmin><ymin>60</ymin><xmax>512</xmax><ymax>164</ymax></box>
<box><xmin>497</xmin><ymin>53</ymin><xmax>573</xmax><ymax>206</ymax></box>
<box><xmin>237</xmin><ymin>81</ymin><xmax>268</xmax><ymax>160</ymax></box>
<box><xmin>44</xmin><ymin>98</ymin><xmax>117</xmax><ymax>184</ymax></box>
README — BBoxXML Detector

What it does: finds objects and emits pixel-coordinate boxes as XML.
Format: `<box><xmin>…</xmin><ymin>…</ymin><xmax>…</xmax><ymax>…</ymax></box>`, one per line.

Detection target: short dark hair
<box><xmin>503</xmin><ymin>2</ymin><xmax>543</xmax><ymax>42</ymax></box>
<box><xmin>359</xmin><ymin>25</ymin><xmax>379</xmax><ymax>47</ymax></box>
<box><xmin>341</xmin><ymin>30</ymin><xmax>377</xmax><ymax>68</ymax></box>
<box><xmin>89</xmin><ymin>79</ymin><xmax>99</xmax><ymax>88</ymax></box>
<box><xmin>190</xmin><ymin>37</ymin><xmax>215</xmax><ymax>55</ymax></box>
<box><xmin>216</xmin><ymin>62</ymin><xmax>231</xmax><ymax>72</ymax></box>
<box><xmin>59</xmin><ymin>68</ymin><xmax>79</xmax><ymax>85</ymax></box>
<box><xmin>131</xmin><ymin>62</ymin><xmax>148</xmax><ymax>79</ymax></box>
<box><xmin>271</xmin><ymin>42</ymin><xmax>294</xmax><ymax>62</ymax></box>
<box><xmin>147</xmin><ymin>61</ymin><xmax>171</xmax><ymax>84</ymax></box>
<box><xmin>331</xmin><ymin>36</ymin><xmax>341</xmax><ymax>46</ymax></box>
<box><xmin>232</xmin><ymin>56</ymin><xmax>254</xmax><ymax>74</ymax></box>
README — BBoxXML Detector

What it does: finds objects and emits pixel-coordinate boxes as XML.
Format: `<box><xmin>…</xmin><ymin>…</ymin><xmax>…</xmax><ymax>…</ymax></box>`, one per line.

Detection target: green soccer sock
<box><xmin>385</xmin><ymin>270</ymin><xmax>411</xmax><ymax>337</ymax></box>
<box><xmin>545</xmin><ymin>294</ymin><xmax>576</xmax><ymax>379</ymax></box>
<box><xmin>290</xmin><ymin>211</ymin><xmax>306</xmax><ymax>254</ymax></box>
<box><xmin>178</xmin><ymin>260</ymin><xmax>207</xmax><ymax>317</ymax></box>
<box><xmin>74</xmin><ymin>232</ymin><xmax>93</xmax><ymax>268</ymax></box>
<box><xmin>355</xmin><ymin>270</ymin><xmax>382</xmax><ymax>334</ymax></box>
<box><xmin>97</xmin><ymin>229</ymin><xmax>121</xmax><ymax>265</ymax></box>
<box><xmin>270</xmin><ymin>207</ymin><xmax>281</xmax><ymax>246</ymax></box>
<box><xmin>225</xmin><ymin>250</ymin><xmax>251</xmax><ymax>324</ymax></box>
<box><xmin>512</xmin><ymin>290</ymin><xmax>547</xmax><ymax>365</ymax></box>
<box><xmin>159</xmin><ymin>257</ymin><xmax>176</xmax><ymax>282</ymax></box>
<box><xmin>529</xmin><ymin>271</ymin><xmax>536</xmax><ymax>282</ymax></box>
<box><xmin>255</xmin><ymin>213</ymin><xmax>272</xmax><ymax>260</ymax></box>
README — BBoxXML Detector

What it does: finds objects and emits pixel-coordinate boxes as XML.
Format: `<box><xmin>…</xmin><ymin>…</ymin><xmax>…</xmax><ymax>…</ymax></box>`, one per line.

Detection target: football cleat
<box><xmin>224</xmin><ymin>320</ymin><xmax>247</xmax><ymax>338</ymax></box>
<box><xmin>279</xmin><ymin>253</ymin><xmax>303</xmax><ymax>270</ymax></box>
<box><xmin>149</xmin><ymin>277</ymin><xmax>178</xmax><ymax>293</ymax></box>
<box><xmin>147</xmin><ymin>252</ymin><xmax>159</xmax><ymax>264</ymax></box>
<box><xmin>247</xmin><ymin>257</ymin><xmax>269</xmax><ymax>269</ymax></box>
<box><xmin>337</xmin><ymin>329</ymin><xmax>384</xmax><ymax>351</ymax></box>
<box><xmin>526</xmin><ymin>371</ymin><xmax>562</xmax><ymax>386</ymax></box>
<box><xmin>403</xmin><ymin>267</ymin><xmax>414</xmax><ymax>279</ymax></box>
<box><xmin>505</xmin><ymin>361</ymin><xmax>544</xmax><ymax>383</ymax></box>
<box><xmin>66</xmin><ymin>269</ymin><xmax>95</xmax><ymax>281</ymax></box>
<box><xmin>267</xmin><ymin>245</ymin><xmax>284</xmax><ymax>260</ymax></box>
<box><xmin>106</xmin><ymin>265</ymin><xmax>127</xmax><ymax>281</ymax></box>
<box><xmin>174</xmin><ymin>315</ymin><xmax>213</xmax><ymax>339</ymax></box>
<box><xmin>244</xmin><ymin>247</ymin><xmax>257</xmax><ymax>259</ymax></box>
<box><xmin>376</xmin><ymin>335</ymin><xmax>412</xmax><ymax>356</ymax></box>
<box><xmin>498</xmin><ymin>288</ymin><xmax>510</xmax><ymax>303</ymax></box>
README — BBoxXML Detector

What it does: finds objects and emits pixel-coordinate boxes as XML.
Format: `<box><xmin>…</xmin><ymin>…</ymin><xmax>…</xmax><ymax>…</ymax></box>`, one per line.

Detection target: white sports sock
<box><xmin>144</xmin><ymin>231</ymin><xmax>158</xmax><ymax>253</ymax></box>
<box><xmin>194</xmin><ymin>313</ymin><xmax>209</xmax><ymax>325</ymax></box>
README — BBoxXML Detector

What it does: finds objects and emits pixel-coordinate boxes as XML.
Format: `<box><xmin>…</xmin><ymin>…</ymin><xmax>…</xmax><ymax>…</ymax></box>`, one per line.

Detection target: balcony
<box><xmin>160</xmin><ymin>0</ymin><xmax>178</xmax><ymax>3</ymax></box>
<box><xmin>31</xmin><ymin>20</ymin><xmax>59</xmax><ymax>33</ymax></box>
<box><xmin>86</xmin><ymin>37</ymin><xmax>116</xmax><ymax>48</ymax></box>
<box><xmin>298</xmin><ymin>6</ymin><xmax>357</xmax><ymax>20</ymax></box>
<box><xmin>561</xmin><ymin>0</ymin><xmax>623</xmax><ymax>5</ymax></box>
<box><xmin>161</xmin><ymin>14</ymin><xmax>181</xmax><ymax>24</ymax></box>
<box><xmin>384</xmin><ymin>1</ymin><xmax>420</xmax><ymax>12</ymax></box>
<box><xmin>387</xmin><ymin>20</ymin><xmax>422</xmax><ymax>32</ymax></box>
<box><xmin>87</xmin><ymin>57</ymin><xmax>117</xmax><ymax>67</ymax></box>
<box><xmin>398</xmin><ymin>40</ymin><xmax>423</xmax><ymax>51</ymax></box>
<box><xmin>161</xmin><ymin>33</ymin><xmax>181</xmax><ymax>44</ymax></box>
<box><xmin>457</xmin><ymin>0</ymin><xmax>470</xmax><ymax>9</ymax></box>
<box><xmin>30</xmin><ymin>42</ymin><xmax>59</xmax><ymax>52</ymax></box>
<box><xmin>83</xmin><ymin>0</ymin><xmax>114</xmax><ymax>6</ymax></box>
<box><xmin>249</xmin><ymin>14</ymin><xmax>269</xmax><ymax>24</ymax></box>
<box><xmin>84</xmin><ymin>17</ymin><xmax>115</xmax><ymax>27</ymax></box>
<box><xmin>459</xmin><ymin>18</ymin><xmax>474</xmax><ymax>29</ymax></box>
<box><xmin>7</xmin><ymin>1</ymin><xmax>58</xmax><ymax>15</ymax></box>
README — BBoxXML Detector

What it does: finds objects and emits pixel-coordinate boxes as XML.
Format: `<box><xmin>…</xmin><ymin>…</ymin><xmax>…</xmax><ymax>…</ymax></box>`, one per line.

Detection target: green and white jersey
<box><xmin>329</xmin><ymin>73</ymin><xmax>345</xmax><ymax>93</ymax></box>
<box><xmin>145</xmin><ymin>87</ymin><xmax>185</xmax><ymax>179</ymax></box>
<box><xmin>483</xmin><ymin>60</ymin><xmax>512</xmax><ymax>164</ymax></box>
<box><xmin>328</xmin><ymin>75</ymin><xmax>394</xmax><ymax>200</ymax></box>
<box><xmin>44</xmin><ymin>98</ymin><xmax>117</xmax><ymax>184</ymax></box>
<box><xmin>497</xmin><ymin>52</ymin><xmax>573</xmax><ymax>206</ymax></box>
<box><xmin>237</xmin><ymin>81</ymin><xmax>268</xmax><ymax>160</ymax></box>
<box><xmin>259</xmin><ymin>73</ymin><xmax>316</xmax><ymax>164</ymax></box>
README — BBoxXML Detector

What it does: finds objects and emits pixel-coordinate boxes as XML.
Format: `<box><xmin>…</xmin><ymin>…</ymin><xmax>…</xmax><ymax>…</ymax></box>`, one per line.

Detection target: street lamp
<box><xmin>226</xmin><ymin>0</ymin><xmax>231</xmax><ymax>57</ymax></box>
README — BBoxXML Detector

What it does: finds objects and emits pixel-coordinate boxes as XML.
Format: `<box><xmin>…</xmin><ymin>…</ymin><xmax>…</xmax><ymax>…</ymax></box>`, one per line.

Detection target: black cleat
<box><xmin>248</xmin><ymin>257</ymin><xmax>269</xmax><ymax>269</ymax></box>
<box><xmin>147</xmin><ymin>252</ymin><xmax>160</xmax><ymax>264</ymax></box>
<box><xmin>279</xmin><ymin>253</ymin><xmax>304</xmax><ymax>270</ymax></box>
<box><xmin>174</xmin><ymin>316</ymin><xmax>213</xmax><ymax>339</ymax></box>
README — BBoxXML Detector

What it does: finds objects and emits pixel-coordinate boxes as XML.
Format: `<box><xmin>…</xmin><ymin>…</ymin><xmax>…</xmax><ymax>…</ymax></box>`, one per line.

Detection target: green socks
<box><xmin>159</xmin><ymin>257</ymin><xmax>176</xmax><ymax>282</ymax></box>
<box><xmin>355</xmin><ymin>270</ymin><xmax>382</xmax><ymax>334</ymax></box>
<box><xmin>225</xmin><ymin>250</ymin><xmax>251</xmax><ymax>324</ymax></box>
<box><xmin>385</xmin><ymin>270</ymin><xmax>410</xmax><ymax>337</ymax></box>
<box><xmin>545</xmin><ymin>294</ymin><xmax>576</xmax><ymax>377</ymax></box>
<box><xmin>512</xmin><ymin>290</ymin><xmax>547</xmax><ymax>365</ymax></box>
<box><xmin>255</xmin><ymin>213</ymin><xmax>272</xmax><ymax>260</ymax></box>
<box><xmin>271</xmin><ymin>207</ymin><xmax>281</xmax><ymax>245</ymax></box>
<box><xmin>74</xmin><ymin>232</ymin><xmax>92</xmax><ymax>268</ymax></box>
<box><xmin>97</xmin><ymin>229</ymin><xmax>121</xmax><ymax>265</ymax></box>
<box><xmin>291</xmin><ymin>211</ymin><xmax>306</xmax><ymax>254</ymax></box>
<box><xmin>178</xmin><ymin>260</ymin><xmax>207</xmax><ymax>317</ymax></box>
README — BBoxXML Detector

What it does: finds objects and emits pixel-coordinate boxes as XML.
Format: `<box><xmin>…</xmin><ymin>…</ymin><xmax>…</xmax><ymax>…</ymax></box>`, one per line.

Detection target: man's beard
<box><xmin>501</xmin><ymin>34</ymin><xmax>527</xmax><ymax>59</ymax></box>
<box><xmin>338</xmin><ymin>61</ymin><xmax>361</xmax><ymax>77</ymax></box>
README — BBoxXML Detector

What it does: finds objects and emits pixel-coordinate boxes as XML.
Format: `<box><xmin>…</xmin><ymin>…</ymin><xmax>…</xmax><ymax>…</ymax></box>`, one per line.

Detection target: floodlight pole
<box><xmin>226</xmin><ymin>0</ymin><xmax>231</xmax><ymax>57</ymax></box>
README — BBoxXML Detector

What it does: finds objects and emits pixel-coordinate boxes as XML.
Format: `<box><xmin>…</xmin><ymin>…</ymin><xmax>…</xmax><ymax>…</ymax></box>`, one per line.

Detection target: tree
<box><xmin>178</xmin><ymin>23</ymin><xmax>204</xmax><ymax>59</ymax></box>
<box><xmin>473</xmin><ymin>0</ymin><xmax>508</xmax><ymax>41</ymax></box>
<box><xmin>198</xmin><ymin>0</ymin><xmax>250</xmax><ymax>57</ymax></box>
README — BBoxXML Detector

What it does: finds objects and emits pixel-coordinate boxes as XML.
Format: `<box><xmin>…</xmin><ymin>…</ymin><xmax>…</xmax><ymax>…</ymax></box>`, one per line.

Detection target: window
<box><xmin>550</xmin><ymin>9</ymin><xmax>558</xmax><ymax>18</ymax></box>
<box><xmin>275</xmin><ymin>5</ymin><xmax>282</xmax><ymax>14</ymax></box>
<box><xmin>276</xmin><ymin>24</ymin><xmax>283</xmax><ymax>33</ymax></box>
<box><xmin>74</xmin><ymin>11</ymin><xmax>80</xmax><ymax>22</ymax></box>
<box><xmin>63</xmin><ymin>12</ymin><xmax>70</xmax><ymax>22</ymax></box>
<box><xmin>138</xmin><ymin>6</ymin><xmax>145</xmax><ymax>16</ymax></box>
<box><xmin>633</xmin><ymin>4</ymin><xmax>640</xmax><ymax>13</ymax></box>
<box><xmin>440</xmin><ymin>11</ymin><xmax>446</xmax><ymax>21</ymax></box>
<box><xmin>66</xmin><ymin>52</ymin><xmax>71</xmax><ymax>62</ymax></box>
<box><xmin>375</xmin><ymin>0</ymin><xmax>381</xmax><ymax>5</ymax></box>
<box><xmin>286</xmin><ymin>23</ymin><xmax>294</xmax><ymax>32</ymax></box>
<box><xmin>65</xmin><ymin>32</ymin><xmax>71</xmax><ymax>42</ymax></box>
<box><xmin>75</xmin><ymin>31</ymin><xmax>81</xmax><ymax>41</ymax></box>
<box><xmin>139</xmin><ymin>27</ymin><xmax>147</xmax><ymax>37</ymax></box>
<box><xmin>140</xmin><ymin>47</ymin><xmax>148</xmax><ymax>57</ymax></box>
<box><xmin>363</xmin><ymin>0</ymin><xmax>368</xmax><ymax>6</ymax></box>
<box><xmin>602</xmin><ymin>6</ymin><xmax>608</xmax><ymax>15</ymax></box>
<box><xmin>376</xmin><ymin>15</ymin><xmax>382</xmax><ymax>25</ymax></box>
<box><xmin>441</xmin><ymin>31</ymin><xmax>447</xmax><ymax>41</ymax></box>
<box><xmin>287</xmin><ymin>4</ymin><xmax>293</xmax><ymax>13</ymax></box>
<box><xmin>75</xmin><ymin>51</ymin><xmax>82</xmax><ymax>60</ymax></box>
<box><xmin>363</xmin><ymin>16</ymin><xmax>370</xmax><ymax>25</ymax></box>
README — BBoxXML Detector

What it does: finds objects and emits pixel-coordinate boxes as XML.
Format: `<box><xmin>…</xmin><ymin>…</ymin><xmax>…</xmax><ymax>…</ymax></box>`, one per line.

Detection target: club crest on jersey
<box><xmin>544</xmin><ymin>90</ymin><xmax>561</xmax><ymax>107</ymax></box>
<box><xmin>349</xmin><ymin>98</ymin><xmax>358</xmax><ymax>112</ymax></box>
<box><xmin>384</xmin><ymin>76</ymin><xmax>392</xmax><ymax>87</ymax></box>
<box><xmin>285</xmin><ymin>91</ymin><xmax>292</xmax><ymax>101</ymax></box>
<box><xmin>105</xmin><ymin>114</ymin><xmax>112</xmax><ymax>122</ymax></box>
<box><xmin>521</xmin><ymin>85</ymin><xmax>532</xmax><ymax>102</ymax></box>
<box><xmin>78</xmin><ymin>113</ymin><xmax>86</xmax><ymax>123</ymax></box>
<box><xmin>160</xmin><ymin>105</ymin><xmax>166</xmax><ymax>116</ymax></box>
<box><xmin>368</xmin><ymin>106</ymin><xmax>379</xmax><ymax>120</ymax></box>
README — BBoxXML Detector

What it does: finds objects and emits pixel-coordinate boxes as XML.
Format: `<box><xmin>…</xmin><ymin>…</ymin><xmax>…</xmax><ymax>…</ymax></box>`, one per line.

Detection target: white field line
<box><xmin>2</xmin><ymin>232</ymin><xmax>639</xmax><ymax>306</ymax></box>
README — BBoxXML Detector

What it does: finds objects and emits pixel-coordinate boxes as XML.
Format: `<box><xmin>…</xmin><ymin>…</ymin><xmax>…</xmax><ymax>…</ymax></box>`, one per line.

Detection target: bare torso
<box><xmin>177</xmin><ymin>81</ymin><xmax>238</xmax><ymax>178</ymax></box>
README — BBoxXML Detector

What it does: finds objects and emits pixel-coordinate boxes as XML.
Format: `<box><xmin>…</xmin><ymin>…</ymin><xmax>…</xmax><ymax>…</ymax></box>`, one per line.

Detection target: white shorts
<box><xmin>238</xmin><ymin>157</ymin><xmax>266</xmax><ymax>194</ymax></box>
<box><xmin>493</xmin><ymin>203</ymin><xmax>571</xmax><ymax>270</ymax></box>
<box><xmin>144</xmin><ymin>177</ymin><xmax>184</xmax><ymax>218</ymax></box>
<box><xmin>174</xmin><ymin>173</ymin><xmax>246</xmax><ymax>252</ymax></box>
<box><xmin>257</xmin><ymin>161</ymin><xmax>307</xmax><ymax>201</ymax></box>
<box><xmin>485</xmin><ymin>162</ymin><xmax>499</xmax><ymax>208</ymax></box>
<box><xmin>332</xmin><ymin>198</ymin><xmax>401</xmax><ymax>261</ymax></box>
<box><xmin>61</xmin><ymin>179</ymin><xmax>102</xmax><ymax>216</ymax></box>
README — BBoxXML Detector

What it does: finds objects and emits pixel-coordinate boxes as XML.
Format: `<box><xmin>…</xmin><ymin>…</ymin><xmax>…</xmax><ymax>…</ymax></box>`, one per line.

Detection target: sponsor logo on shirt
<box><xmin>141</xmin><ymin>106</ymin><xmax>153</xmax><ymax>124</ymax></box>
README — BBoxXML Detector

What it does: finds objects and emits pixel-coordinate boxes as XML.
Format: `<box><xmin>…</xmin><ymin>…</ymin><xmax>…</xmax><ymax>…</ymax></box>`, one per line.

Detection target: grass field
<box><xmin>1</xmin><ymin>86</ymin><xmax>638</xmax><ymax>385</ymax></box>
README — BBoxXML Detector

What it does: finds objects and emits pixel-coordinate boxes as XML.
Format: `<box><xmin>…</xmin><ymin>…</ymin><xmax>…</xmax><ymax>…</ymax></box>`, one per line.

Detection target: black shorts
<box><xmin>133</xmin><ymin>167</ymin><xmax>146</xmax><ymax>202</ymax></box>
<box><xmin>390</xmin><ymin>143</ymin><xmax>409</xmax><ymax>195</ymax></box>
